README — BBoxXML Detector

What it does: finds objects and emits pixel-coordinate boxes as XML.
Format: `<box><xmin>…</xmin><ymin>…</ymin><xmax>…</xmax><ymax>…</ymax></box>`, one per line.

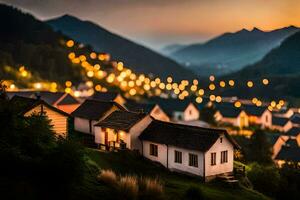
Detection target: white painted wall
<box><xmin>260</xmin><ymin>110</ymin><xmax>272</xmax><ymax>128</ymax></box>
<box><xmin>142</xmin><ymin>141</ymin><xmax>168</xmax><ymax>167</ymax></box>
<box><xmin>204</xmin><ymin>135</ymin><xmax>234</xmax><ymax>177</ymax></box>
<box><xmin>183</xmin><ymin>103</ymin><xmax>200</xmax><ymax>121</ymax></box>
<box><xmin>74</xmin><ymin>117</ymin><xmax>97</xmax><ymax>134</ymax></box>
<box><xmin>129</xmin><ymin>116</ymin><xmax>152</xmax><ymax>151</ymax></box>
<box><xmin>150</xmin><ymin>105</ymin><xmax>170</xmax><ymax>122</ymax></box>
<box><xmin>168</xmin><ymin>145</ymin><xmax>204</xmax><ymax>176</ymax></box>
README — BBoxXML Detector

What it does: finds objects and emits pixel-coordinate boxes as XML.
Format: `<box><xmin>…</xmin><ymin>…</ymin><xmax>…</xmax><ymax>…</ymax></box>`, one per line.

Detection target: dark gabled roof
<box><xmin>290</xmin><ymin>114</ymin><xmax>300</xmax><ymax>124</ymax></box>
<box><xmin>10</xmin><ymin>95</ymin><xmax>69</xmax><ymax>117</ymax></box>
<box><xmin>285</xmin><ymin>127</ymin><xmax>300</xmax><ymax>136</ymax></box>
<box><xmin>125</xmin><ymin>100</ymin><xmax>157</xmax><ymax>113</ymax></box>
<box><xmin>265</xmin><ymin>132</ymin><xmax>281</xmax><ymax>146</ymax></box>
<box><xmin>272</xmin><ymin>116</ymin><xmax>290</xmax><ymax>126</ymax></box>
<box><xmin>139</xmin><ymin>120</ymin><xmax>240</xmax><ymax>152</ymax></box>
<box><xmin>90</xmin><ymin>92</ymin><xmax>120</xmax><ymax>102</ymax></box>
<box><xmin>149</xmin><ymin>97</ymin><xmax>195</xmax><ymax>116</ymax></box>
<box><xmin>71</xmin><ymin>99</ymin><xmax>125</xmax><ymax>120</ymax></box>
<box><xmin>216</xmin><ymin>104</ymin><xmax>242</xmax><ymax>118</ymax></box>
<box><xmin>95</xmin><ymin>110</ymin><xmax>148</xmax><ymax>131</ymax></box>
<box><xmin>243</xmin><ymin>104</ymin><xmax>267</xmax><ymax>116</ymax></box>
<box><xmin>275</xmin><ymin>146</ymin><xmax>300</xmax><ymax>162</ymax></box>
<box><xmin>7</xmin><ymin>91</ymin><xmax>79</xmax><ymax>105</ymax></box>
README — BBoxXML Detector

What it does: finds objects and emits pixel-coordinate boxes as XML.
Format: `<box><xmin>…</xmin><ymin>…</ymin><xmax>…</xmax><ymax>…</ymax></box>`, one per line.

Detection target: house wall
<box><xmin>271</xmin><ymin>121</ymin><xmax>293</xmax><ymax>132</ymax></box>
<box><xmin>260</xmin><ymin>110</ymin><xmax>272</xmax><ymax>128</ymax></box>
<box><xmin>204</xmin><ymin>136</ymin><xmax>234</xmax><ymax>177</ymax></box>
<box><xmin>168</xmin><ymin>145</ymin><xmax>204</xmax><ymax>176</ymax></box>
<box><xmin>129</xmin><ymin>116</ymin><xmax>152</xmax><ymax>151</ymax></box>
<box><xmin>142</xmin><ymin>141</ymin><xmax>168</xmax><ymax>167</ymax></box>
<box><xmin>183</xmin><ymin>103</ymin><xmax>200</xmax><ymax>121</ymax></box>
<box><xmin>25</xmin><ymin>104</ymin><xmax>68</xmax><ymax>137</ymax></box>
<box><xmin>56</xmin><ymin>104</ymin><xmax>80</xmax><ymax>114</ymax></box>
<box><xmin>237</xmin><ymin>111</ymin><xmax>249</xmax><ymax>128</ymax></box>
<box><xmin>115</xmin><ymin>95</ymin><xmax>126</xmax><ymax>106</ymax></box>
<box><xmin>272</xmin><ymin>135</ymin><xmax>289</xmax><ymax>159</ymax></box>
<box><xmin>150</xmin><ymin>105</ymin><xmax>170</xmax><ymax>122</ymax></box>
<box><xmin>74</xmin><ymin>117</ymin><xmax>97</xmax><ymax>134</ymax></box>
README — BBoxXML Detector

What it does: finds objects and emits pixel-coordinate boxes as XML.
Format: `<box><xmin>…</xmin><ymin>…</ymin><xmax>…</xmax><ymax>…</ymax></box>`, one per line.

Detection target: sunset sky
<box><xmin>2</xmin><ymin>0</ymin><xmax>300</xmax><ymax>49</ymax></box>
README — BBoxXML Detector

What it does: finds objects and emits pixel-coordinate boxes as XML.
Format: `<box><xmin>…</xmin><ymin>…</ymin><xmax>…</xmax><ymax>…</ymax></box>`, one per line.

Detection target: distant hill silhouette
<box><xmin>47</xmin><ymin>15</ymin><xmax>195</xmax><ymax>80</ymax></box>
<box><xmin>170</xmin><ymin>26</ymin><xmax>299</xmax><ymax>76</ymax></box>
<box><xmin>219</xmin><ymin>31</ymin><xmax>300</xmax><ymax>101</ymax></box>
<box><xmin>160</xmin><ymin>44</ymin><xmax>187</xmax><ymax>55</ymax></box>
<box><xmin>0</xmin><ymin>4</ymin><xmax>83</xmax><ymax>84</ymax></box>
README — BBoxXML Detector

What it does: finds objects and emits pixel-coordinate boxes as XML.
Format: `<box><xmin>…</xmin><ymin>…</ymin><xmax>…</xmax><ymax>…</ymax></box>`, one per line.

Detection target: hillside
<box><xmin>47</xmin><ymin>15</ymin><xmax>195</xmax><ymax>80</ymax></box>
<box><xmin>219</xmin><ymin>31</ymin><xmax>300</xmax><ymax>101</ymax></box>
<box><xmin>0</xmin><ymin>4</ymin><xmax>84</xmax><ymax>85</ymax></box>
<box><xmin>160</xmin><ymin>44</ymin><xmax>187</xmax><ymax>56</ymax></box>
<box><xmin>170</xmin><ymin>26</ymin><xmax>299</xmax><ymax>76</ymax></box>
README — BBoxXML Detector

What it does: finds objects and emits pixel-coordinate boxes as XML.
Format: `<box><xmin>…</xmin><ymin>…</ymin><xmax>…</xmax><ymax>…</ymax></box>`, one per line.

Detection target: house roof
<box><xmin>149</xmin><ymin>97</ymin><xmax>195</xmax><ymax>116</ymax></box>
<box><xmin>243</xmin><ymin>105</ymin><xmax>267</xmax><ymax>116</ymax></box>
<box><xmin>216</xmin><ymin>104</ymin><xmax>242</xmax><ymax>118</ymax></box>
<box><xmin>290</xmin><ymin>114</ymin><xmax>300</xmax><ymax>125</ymax></box>
<box><xmin>265</xmin><ymin>132</ymin><xmax>281</xmax><ymax>146</ymax></box>
<box><xmin>125</xmin><ymin>100</ymin><xmax>157</xmax><ymax>113</ymax></box>
<box><xmin>7</xmin><ymin>91</ymin><xmax>79</xmax><ymax>105</ymax></box>
<box><xmin>10</xmin><ymin>95</ymin><xmax>69</xmax><ymax>117</ymax></box>
<box><xmin>90</xmin><ymin>92</ymin><xmax>120</xmax><ymax>102</ymax></box>
<box><xmin>139</xmin><ymin>120</ymin><xmax>240</xmax><ymax>152</ymax></box>
<box><xmin>71</xmin><ymin>99</ymin><xmax>125</xmax><ymax>120</ymax></box>
<box><xmin>95</xmin><ymin>110</ymin><xmax>147</xmax><ymax>131</ymax></box>
<box><xmin>285</xmin><ymin>127</ymin><xmax>300</xmax><ymax>137</ymax></box>
<box><xmin>272</xmin><ymin>116</ymin><xmax>290</xmax><ymax>127</ymax></box>
<box><xmin>275</xmin><ymin>146</ymin><xmax>300</xmax><ymax>162</ymax></box>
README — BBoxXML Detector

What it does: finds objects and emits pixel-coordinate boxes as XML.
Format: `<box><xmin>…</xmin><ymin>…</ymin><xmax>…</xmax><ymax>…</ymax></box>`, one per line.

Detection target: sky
<box><xmin>1</xmin><ymin>0</ymin><xmax>300</xmax><ymax>49</ymax></box>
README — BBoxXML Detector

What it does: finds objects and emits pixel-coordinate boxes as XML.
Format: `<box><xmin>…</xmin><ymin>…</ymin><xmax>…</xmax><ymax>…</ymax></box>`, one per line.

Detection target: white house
<box><xmin>152</xmin><ymin>98</ymin><xmax>200</xmax><ymax>122</ymax></box>
<box><xmin>125</xmin><ymin>101</ymin><xmax>170</xmax><ymax>122</ymax></box>
<box><xmin>71</xmin><ymin>99</ymin><xmax>125</xmax><ymax>135</ymax></box>
<box><xmin>214</xmin><ymin>106</ymin><xmax>249</xmax><ymax>128</ymax></box>
<box><xmin>139</xmin><ymin>120</ymin><xmax>239</xmax><ymax>181</ymax></box>
<box><xmin>243</xmin><ymin>105</ymin><xmax>272</xmax><ymax>128</ymax></box>
<box><xmin>94</xmin><ymin>110</ymin><xmax>152</xmax><ymax>151</ymax></box>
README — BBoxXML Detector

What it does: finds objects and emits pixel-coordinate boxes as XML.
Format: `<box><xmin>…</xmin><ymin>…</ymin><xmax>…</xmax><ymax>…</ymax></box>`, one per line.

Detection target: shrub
<box><xmin>118</xmin><ymin>175</ymin><xmax>139</xmax><ymax>200</ymax></box>
<box><xmin>139</xmin><ymin>177</ymin><xmax>164</xmax><ymax>200</ymax></box>
<box><xmin>97</xmin><ymin>169</ymin><xmax>117</xmax><ymax>186</ymax></box>
<box><xmin>184</xmin><ymin>186</ymin><xmax>205</xmax><ymax>200</ymax></box>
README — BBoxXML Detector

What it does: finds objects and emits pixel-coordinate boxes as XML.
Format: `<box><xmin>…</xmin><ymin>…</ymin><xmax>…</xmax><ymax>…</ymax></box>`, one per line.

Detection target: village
<box><xmin>5</xmin><ymin>89</ymin><xmax>300</xmax><ymax>181</ymax></box>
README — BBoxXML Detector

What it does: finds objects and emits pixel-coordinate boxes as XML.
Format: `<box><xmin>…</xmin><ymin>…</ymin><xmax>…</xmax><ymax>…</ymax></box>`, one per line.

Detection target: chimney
<box><xmin>35</xmin><ymin>92</ymin><xmax>41</xmax><ymax>100</ymax></box>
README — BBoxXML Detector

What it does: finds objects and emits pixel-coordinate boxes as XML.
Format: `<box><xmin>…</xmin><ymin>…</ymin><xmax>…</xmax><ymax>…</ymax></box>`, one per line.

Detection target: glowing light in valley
<box><xmin>66</xmin><ymin>40</ymin><xmax>74</xmax><ymax>48</ymax></box>
<box><xmin>262</xmin><ymin>78</ymin><xmax>269</xmax><ymax>85</ymax></box>
<box><xmin>209</xmin><ymin>75</ymin><xmax>215</xmax><ymax>82</ymax></box>
<box><xmin>234</xmin><ymin>101</ymin><xmax>241</xmax><ymax>108</ymax></box>
<box><xmin>247</xmin><ymin>81</ymin><xmax>254</xmax><ymax>88</ymax></box>
<box><xmin>229</xmin><ymin>80</ymin><xmax>235</xmax><ymax>86</ymax></box>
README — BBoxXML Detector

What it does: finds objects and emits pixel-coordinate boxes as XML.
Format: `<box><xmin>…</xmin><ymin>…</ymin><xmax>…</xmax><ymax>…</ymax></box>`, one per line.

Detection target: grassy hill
<box><xmin>80</xmin><ymin>149</ymin><xmax>269</xmax><ymax>200</ymax></box>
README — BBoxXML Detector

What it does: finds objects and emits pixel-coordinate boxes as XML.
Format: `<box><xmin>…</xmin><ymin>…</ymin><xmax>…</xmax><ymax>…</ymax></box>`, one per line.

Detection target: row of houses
<box><xmin>9</xmin><ymin>92</ymin><xmax>239</xmax><ymax>181</ymax></box>
<box><xmin>214</xmin><ymin>101</ymin><xmax>300</xmax><ymax>133</ymax></box>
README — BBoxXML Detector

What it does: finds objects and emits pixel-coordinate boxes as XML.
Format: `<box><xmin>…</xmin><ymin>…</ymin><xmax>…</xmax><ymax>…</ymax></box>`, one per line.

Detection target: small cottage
<box><xmin>10</xmin><ymin>95</ymin><xmax>70</xmax><ymax>137</ymax></box>
<box><xmin>274</xmin><ymin>138</ymin><xmax>300</xmax><ymax>167</ymax></box>
<box><xmin>139</xmin><ymin>120</ymin><xmax>239</xmax><ymax>181</ymax></box>
<box><xmin>125</xmin><ymin>100</ymin><xmax>170</xmax><ymax>122</ymax></box>
<box><xmin>71</xmin><ymin>99</ymin><xmax>125</xmax><ymax>135</ymax></box>
<box><xmin>94</xmin><ymin>110</ymin><xmax>152</xmax><ymax>151</ymax></box>
<box><xmin>243</xmin><ymin>105</ymin><xmax>272</xmax><ymax>128</ymax></box>
<box><xmin>214</xmin><ymin>106</ymin><xmax>249</xmax><ymax>128</ymax></box>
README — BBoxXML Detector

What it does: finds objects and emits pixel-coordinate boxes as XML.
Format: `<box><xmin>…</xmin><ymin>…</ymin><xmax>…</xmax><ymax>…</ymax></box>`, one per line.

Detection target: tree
<box><xmin>248</xmin><ymin>129</ymin><xmax>273</xmax><ymax>164</ymax></box>
<box><xmin>200</xmin><ymin>105</ymin><xmax>217</xmax><ymax>125</ymax></box>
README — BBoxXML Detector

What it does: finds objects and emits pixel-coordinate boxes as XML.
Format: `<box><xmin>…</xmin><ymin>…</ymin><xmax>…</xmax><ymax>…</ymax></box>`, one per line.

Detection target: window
<box><xmin>211</xmin><ymin>152</ymin><xmax>216</xmax><ymax>166</ymax></box>
<box><xmin>221</xmin><ymin>151</ymin><xmax>228</xmax><ymax>163</ymax></box>
<box><xmin>149</xmin><ymin>144</ymin><xmax>158</xmax><ymax>157</ymax></box>
<box><xmin>189</xmin><ymin>153</ymin><xmax>198</xmax><ymax>167</ymax></box>
<box><xmin>220</xmin><ymin>137</ymin><xmax>223</xmax><ymax>143</ymax></box>
<box><xmin>174</xmin><ymin>150</ymin><xmax>182</xmax><ymax>163</ymax></box>
<box><xmin>189</xmin><ymin>109</ymin><xmax>192</xmax><ymax>115</ymax></box>
<box><xmin>266</xmin><ymin>115</ymin><xmax>268</xmax><ymax>123</ymax></box>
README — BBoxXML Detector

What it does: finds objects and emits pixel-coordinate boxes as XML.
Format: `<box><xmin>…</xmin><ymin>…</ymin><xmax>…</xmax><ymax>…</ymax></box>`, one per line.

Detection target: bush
<box><xmin>118</xmin><ymin>175</ymin><xmax>139</xmax><ymax>200</ymax></box>
<box><xmin>139</xmin><ymin>177</ymin><xmax>164</xmax><ymax>200</ymax></box>
<box><xmin>184</xmin><ymin>186</ymin><xmax>205</xmax><ymax>200</ymax></box>
<box><xmin>97</xmin><ymin>169</ymin><xmax>118</xmax><ymax>186</ymax></box>
<box><xmin>247</xmin><ymin>163</ymin><xmax>280</xmax><ymax>197</ymax></box>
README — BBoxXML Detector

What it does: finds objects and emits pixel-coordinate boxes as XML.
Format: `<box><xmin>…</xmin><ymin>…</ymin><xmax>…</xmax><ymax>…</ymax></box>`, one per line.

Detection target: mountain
<box><xmin>160</xmin><ymin>44</ymin><xmax>187</xmax><ymax>55</ymax></box>
<box><xmin>219</xmin><ymin>31</ymin><xmax>300</xmax><ymax>101</ymax></box>
<box><xmin>0</xmin><ymin>4</ymin><xmax>84</xmax><ymax>85</ymax></box>
<box><xmin>170</xmin><ymin>26</ymin><xmax>299</xmax><ymax>76</ymax></box>
<box><xmin>47</xmin><ymin>15</ymin><xmax>195</xmax><ymax>80</ymax></box>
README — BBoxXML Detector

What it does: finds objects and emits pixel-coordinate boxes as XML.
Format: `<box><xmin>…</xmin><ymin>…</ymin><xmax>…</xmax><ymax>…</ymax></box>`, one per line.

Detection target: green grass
<box><xmin>83</xmin><ymin>149</ymin><xmax>270</xmax><ymax>200</ymax></box>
